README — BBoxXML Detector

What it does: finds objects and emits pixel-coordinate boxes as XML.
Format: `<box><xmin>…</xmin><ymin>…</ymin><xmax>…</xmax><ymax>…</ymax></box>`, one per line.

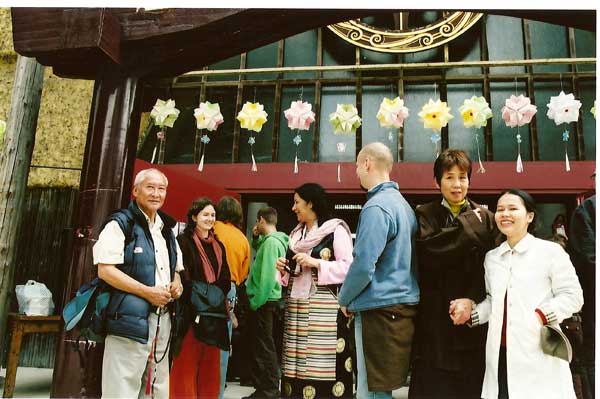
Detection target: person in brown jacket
<box><xmin>408</xmin><ymin>149</ymin><xmax>500</xmax><ymax>399</ymax></box>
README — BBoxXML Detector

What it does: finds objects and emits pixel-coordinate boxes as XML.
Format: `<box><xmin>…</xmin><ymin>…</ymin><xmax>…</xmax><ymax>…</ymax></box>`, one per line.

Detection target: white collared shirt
<box><xmin>93</xmin><ymin>210</ymin><xmax>184</xmax><ymax>288</ymax></box>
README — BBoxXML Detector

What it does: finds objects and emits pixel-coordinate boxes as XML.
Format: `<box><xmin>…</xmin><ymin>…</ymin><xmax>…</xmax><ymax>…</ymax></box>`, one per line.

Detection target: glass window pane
<box><xmin>447</xmin><ymin>21</ymin><xmax>482</xmax><ymax>76</ymax></box>
<box><xmin>490</xmin><ymin>81</ymin><xmax>532</xmax><ymax>162</ymax></box>
<box><xmin>284</xmin><ymin>30</ymin><xmax>317</xmax><ymax>80</ymax></box>
<box><xmin>319</xmin><ymin>85</ymin><xmax>357</xmax><ymax>162</ymax></box>
<box><xmin>203</xmin><ymin>87</ymin><xmax>237</xmax><ymax>163</ymax></box>
<box><xmin>534</xmin><ymin>81</ymin><xmax>577</xmax><ymax>161</ymax></box>
<box><xmin>246</xmin><ymin>42</ymin><xmax>279</xmax><ymax>80</ymax></box>
<box><xmin>447</xmin><ymin>84</ymin><xmax>486</xmax><ymax>161</ymax></box>
<box><xmin>207</xmin><ymin>55</ymin><xmax>241</xmax><ymax>82</ymax></box>
<box><xmin>361</xmin><ymin>85</ymin><xmax>399</xmax><ymax>161</ymax></box>
<box><xmin>575</xmin><ymin>28</ymin><xmax>596</xmax><ymax>72</ymax></box>
<box><xmin>278</xmin><ymin>85</ymin><xmax>316</xmax><ymax>162</ymax></box>
<box><xmin>579</xmin><ymin>79</ymin><xmax>596</xmax><ymax>160</ymax></box>
<box><xmin>486</xmin><ymin>15</ymin><xmax>526</xmax><ymax>75</ymax></box>
<box><xmin>237</xmin><ymin>86</ymin><xmax>275</xmax><ymax>163</ymax></box>
<box><xmin>322</xmin><ymin>30</ymin><xmax>356</xmax><ymax>79</ymax></box>
<box><xmin>528</xmin><ymin>21</ymin><xmax>569</xmax><ymax>73</ymax></box>
<box><xmin>402</xmin><ymin>84</ymin><xmax>440</xmax><ymax>162</ymax></box>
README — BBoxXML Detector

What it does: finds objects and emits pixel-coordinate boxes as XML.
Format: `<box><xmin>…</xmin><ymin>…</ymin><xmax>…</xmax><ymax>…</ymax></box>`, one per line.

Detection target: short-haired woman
<box><xmin>409</xmin><ymin>149</ymin><xmax>500</xmax><ymax>399</ymax></box>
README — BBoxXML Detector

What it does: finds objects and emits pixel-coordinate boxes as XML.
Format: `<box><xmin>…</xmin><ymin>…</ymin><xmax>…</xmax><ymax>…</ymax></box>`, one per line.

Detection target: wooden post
<box><xmin>51</xmin><ymin>64</ymin><xmax>141</xmax><ymax>398</ymax></box>
<box><xmin>0</xmin><ymin>56</ymin><xmax>45</xmax><ymax>356</ymax></box>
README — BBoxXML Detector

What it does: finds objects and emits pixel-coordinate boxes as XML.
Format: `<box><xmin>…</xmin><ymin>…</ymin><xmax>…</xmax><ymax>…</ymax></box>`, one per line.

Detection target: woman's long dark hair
<box><xmin>294</xmin><ymin>183</ymin><xmax>333</xmax><ymax>223</ymax></box>
<box><xmin>498</xmin><ymin>188</ymin><xmax>537</xmax><ymax>233</ymax></box>
<box><xmin>184</xmin><ymin>197</ymin><xmax>215</xmax><ymax>234</ymax></box>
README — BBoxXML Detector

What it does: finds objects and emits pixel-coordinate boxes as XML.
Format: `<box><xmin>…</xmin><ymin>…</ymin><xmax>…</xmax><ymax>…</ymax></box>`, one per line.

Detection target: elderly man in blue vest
<box><xmin>93</xmin><ymin>168</ymin><xmax>184</xmax><ymax>398</ymax></box>
<box><xmin>339</xmin><ymin>142</ymin><xmax>419</xmax><ymax>399</ymax></box>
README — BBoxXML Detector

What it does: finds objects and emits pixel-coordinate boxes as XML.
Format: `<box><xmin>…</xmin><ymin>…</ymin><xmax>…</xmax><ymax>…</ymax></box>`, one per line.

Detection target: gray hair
<box><xmin>134</xmin><ymin>168</ymin><xmax>169</xmax><ymax>187</ymax></box>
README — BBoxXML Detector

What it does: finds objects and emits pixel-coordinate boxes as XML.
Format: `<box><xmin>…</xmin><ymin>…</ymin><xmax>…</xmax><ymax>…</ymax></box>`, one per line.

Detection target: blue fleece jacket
<box><xmin>338</xmin><ymin>181</ymin><xmax>419</xmax><ymax>312</ymax></box>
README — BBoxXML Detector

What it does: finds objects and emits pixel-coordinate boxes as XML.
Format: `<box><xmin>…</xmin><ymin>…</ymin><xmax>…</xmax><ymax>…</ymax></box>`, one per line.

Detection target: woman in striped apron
<box><xmin>276</xmin><ymin>183</ymin><xmax>354</xmax><ymax>399</ymax></box>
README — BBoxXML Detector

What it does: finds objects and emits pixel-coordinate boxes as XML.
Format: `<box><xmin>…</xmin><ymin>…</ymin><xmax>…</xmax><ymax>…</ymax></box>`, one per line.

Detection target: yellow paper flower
<box><xmin>592</xmin><ymin>101</ymin><xmax>596</xmax><ymax>119</ymax></box>
<box><xmin>376</xmin><ymin>97</ymin><xmax>409</xmax><ymax>128</ymax></box>
<box><xmin>329</xmin><ymin>104</ymin><xmax>361</xmax><ymax>135</ymax></box>
<box><xmin>459</xmin><ymin>96</ymin><xmax>493</xmax><ymax>128</ymax></box>
<box><xmin>418</xmin><ymin>99</ymin><xmax>453</xmax><ymax>132</ymax></box>
<box><xmin>237</xmin><ymin>102</ymin><xmax>268</xmax><ymax>132</ymax></box>
<box><xmin>150</xmin><ymin>99</ymin><xmax>180</xmax><ymax>128</ymax></box>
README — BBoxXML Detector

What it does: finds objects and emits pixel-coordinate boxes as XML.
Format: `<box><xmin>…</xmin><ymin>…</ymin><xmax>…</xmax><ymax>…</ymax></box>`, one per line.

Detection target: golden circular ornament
<box><xmin>327</xmin><ymin>12</ymin><xmax>483</xmax><ymax>53</ymax></box>
<box><xmin>283</xmin><ymin>382</ymin><xmax>293</xmax><ymax>397</ymax></box>
<box><xmin>303</xmin><ymin>385</ymin><xmax>316</xmax><ymax>399</ymax></box>
<box><xmin>332</xmin><ymin>382</ymin><xmax>345</xmax><ymax>397</ymax></box>
<box><xmin>345</xmin><ymin>357</ymin><xmax>353</xmax><ymax>372</ymax></box>
<box><xmin>336</xmin><ymin>338</ymin><xmax>346</xmax><ymax>353</ymax></box>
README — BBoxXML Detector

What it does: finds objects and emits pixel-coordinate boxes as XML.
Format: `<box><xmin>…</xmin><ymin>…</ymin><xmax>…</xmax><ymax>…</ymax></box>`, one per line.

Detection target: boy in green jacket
<box><xmin>243</xmin><ymin>207</ymin><xmax>288</xmax><ymax>399</ymax></box>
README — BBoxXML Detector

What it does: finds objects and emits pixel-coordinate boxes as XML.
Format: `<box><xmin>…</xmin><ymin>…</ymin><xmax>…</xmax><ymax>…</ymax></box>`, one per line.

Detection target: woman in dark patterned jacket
<box><xmin>409</xmin><ymin>149</ymin><xmax>500</xmax><ymax>399</ymax></box>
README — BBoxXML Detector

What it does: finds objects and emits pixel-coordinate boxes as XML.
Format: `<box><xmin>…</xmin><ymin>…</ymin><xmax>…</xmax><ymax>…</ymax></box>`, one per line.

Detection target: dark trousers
<box><xmin>249</xmin><ymin>301</ymin><xmax>281</xmax><ymax>398</ymax></box>
<box><xmin>498</xmin><ymin>346</ymin><xmax>508</xmax><ymax>399</ymax></box>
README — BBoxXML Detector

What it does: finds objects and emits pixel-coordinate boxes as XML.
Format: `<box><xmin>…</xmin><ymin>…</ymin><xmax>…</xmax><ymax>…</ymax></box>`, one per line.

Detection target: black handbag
<box><xmin>189</xmin><ymin>280</ymin><xmax>230</xmax><ymax>350</ymax></box>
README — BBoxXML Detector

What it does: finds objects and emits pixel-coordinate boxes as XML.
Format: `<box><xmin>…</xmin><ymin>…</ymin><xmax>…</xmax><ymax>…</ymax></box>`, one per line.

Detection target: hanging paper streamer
<box><xmin>336</xmin><ymin>143</ymin><xmax>347</xmax><ymax>183</ymax></box>
<box><xmin>547</xmin><ymin>91</ymin><xmax>581</xmax><ymax>172</ymax></box>
<box><xmin>516</xmin><ymin>134</ymin><xmax>523</xmax><ymax>173</ymax></box>
<box><xmin>150</xmin><ymin>99</ymin><xmax>180</xmax><ymax>164</ymax></box>
<box><xmin>501</xmin><ymin>94</ymin><xmax>537</xmax><ymax>173</ymax></box>
<box><xmin>194</xmin><ymin>101</ymin><xmax>224</xmax><ymax>172</ymax></box>
<box><xmin>330</xmin><ymin>104</ymin><xmax>360</xmax><ymax>181</ymax></box>
<box><xmin>460</xmin><ymin>96</ymin><xmax>492</xmax><ymax>173</ymax></box>
<box><xmin>419</xmin><ymin>99</ymin><xmax>452</xmax><ymax>159</ymax></box>
<box><xmin>591</xmin><ymin>101</ymin><xmax>596</xmax><ymax>119</ymax></box>
<box><xmin>284</xmin><ymin>100</ymin><xmax>315</xmax><ymax>174</ymax></box>
<box><xmin>237</xmin><ymin>101</ymin><xmax>268</xmax><ymax>172</ymax></box>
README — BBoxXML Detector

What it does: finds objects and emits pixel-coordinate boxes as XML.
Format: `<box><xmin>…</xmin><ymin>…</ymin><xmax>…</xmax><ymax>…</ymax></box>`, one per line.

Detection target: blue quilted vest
<box><xmin>103</xmin><ymin>201</ymin><xmax>178</xmax><ymax>344</ymax></box>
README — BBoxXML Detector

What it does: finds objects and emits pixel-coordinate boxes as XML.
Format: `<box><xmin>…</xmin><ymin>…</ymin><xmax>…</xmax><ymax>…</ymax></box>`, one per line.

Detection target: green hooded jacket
<box><xmin>246</xmin><ymin>231</ymin><xmax>289</xmax><ymax>311</ymax></box>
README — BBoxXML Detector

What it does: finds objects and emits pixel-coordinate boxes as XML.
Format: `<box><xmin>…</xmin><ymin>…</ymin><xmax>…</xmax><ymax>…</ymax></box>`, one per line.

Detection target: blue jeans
<box><xmin>355</xmin><ymin>312</ymin><xmax>392</xmax><ymax>399</ymax></box>
<box><xmin>219</xmin><ymin>283</ymin><xmax>236</xmax><ymax>399</ymax></box>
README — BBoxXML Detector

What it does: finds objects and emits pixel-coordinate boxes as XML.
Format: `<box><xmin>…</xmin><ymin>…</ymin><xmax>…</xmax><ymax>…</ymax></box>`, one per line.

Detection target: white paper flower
<box><xmin>150</xmin><ymin>99</ymin><xmax>180</xmax><ymax>128</ymax></box>
<box><xmin>194</xmin><ymin>101</ymin><xmax>224</xmax><ymax>131</ymax></box>
<box><xmin>376</xmin><ymin>97</ymin><xmax>409</xmax><ymax>128</ymax></box>
<box><xmin>546</xmin><ymin>91</ymin><xmax>582</xmax><ymax>125</ymax></box>
<box><xmin>459</xmin><ymin>96</ymin><xmax>492</xmax><ymax>128</ymax></box>
<box><xmin>329</xmin><ymin>104</ymin><xmax>361</xmax><ymax>135</ymax></box>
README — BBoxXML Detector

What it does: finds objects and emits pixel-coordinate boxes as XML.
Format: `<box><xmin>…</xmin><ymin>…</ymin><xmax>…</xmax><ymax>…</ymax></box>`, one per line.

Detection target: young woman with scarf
<box><xmin>275</xmin><ymin>183</ymin><xmax>354</xmax><ymax>399</ymax></box>
<box><xmin>170</xmin><ymin>198</ymin><xmax>231</xmax><ymax>399</ymax></box>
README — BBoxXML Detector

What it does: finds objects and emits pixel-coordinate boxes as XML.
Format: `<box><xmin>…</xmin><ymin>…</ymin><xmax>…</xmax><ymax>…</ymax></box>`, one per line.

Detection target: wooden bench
<box><xmin>2</xmin><ymin>313</ymin><xmax>61</xmax><ymax>398</ymax></box>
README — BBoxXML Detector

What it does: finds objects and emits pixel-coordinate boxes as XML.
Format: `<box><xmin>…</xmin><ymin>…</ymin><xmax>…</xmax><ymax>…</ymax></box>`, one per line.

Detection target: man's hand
<box><xmin>169</xmin><ymin>272</ymin><xmax>183</xmax><ymax>300</ymax></box>
<box><xmin>145</xmin><ymin>285</ymin><xmax>172</xmax><ymax>307</ymax></box>
<box><xmin>340</xmin><ymin>306</ymin><xmax>352</xmax><ymax>318</ymax></box>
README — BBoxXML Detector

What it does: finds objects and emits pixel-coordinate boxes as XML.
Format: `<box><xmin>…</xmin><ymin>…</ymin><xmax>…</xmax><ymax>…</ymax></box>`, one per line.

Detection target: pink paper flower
<box><xmin>284</xmin><ymin>100</ymin><xmax>315</xmax><ymax>131</ymax></box>
<box><xmin>501</xmin><ymin>95</ymin><xmax>537</xmax><ymax>128</ymax></box>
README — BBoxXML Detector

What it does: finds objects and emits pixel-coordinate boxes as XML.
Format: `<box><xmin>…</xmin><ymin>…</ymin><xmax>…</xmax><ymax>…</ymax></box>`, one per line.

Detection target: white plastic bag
<box><xmin>15</xmin><ymin>280</ymin><xmax>55</xmax><ymax>316</ymax></box>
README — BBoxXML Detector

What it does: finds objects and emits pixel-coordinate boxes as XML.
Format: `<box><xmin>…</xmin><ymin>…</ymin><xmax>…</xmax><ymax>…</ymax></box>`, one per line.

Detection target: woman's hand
<box><xmin>292</xmin><ymin>252</ymin><xmax>320</xmax><ymax>270</ymax></box>
<box><xmin>449</xmin><ymin>298</ymin><xmax>474</xmax><ymax>325</ymax></box>
<box><xmin>276</xmin><ymin>257</ymin><xmax>287</xmax><ymax>273</ymax></box>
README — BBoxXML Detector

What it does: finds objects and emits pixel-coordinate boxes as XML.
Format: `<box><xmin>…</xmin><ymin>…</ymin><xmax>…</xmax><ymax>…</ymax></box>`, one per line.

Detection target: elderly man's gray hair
<box><xmin>134</xmin><ymin>168</ymin><xmax>169</xmax><ymax>187</ymax></box>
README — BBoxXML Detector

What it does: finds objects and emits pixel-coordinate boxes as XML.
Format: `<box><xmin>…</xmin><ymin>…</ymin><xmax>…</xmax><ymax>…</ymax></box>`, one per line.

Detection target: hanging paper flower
<box><xmin>150</xmin><ymin>99</ymin><xmax>180</xmax><ymax>128</ymax></box>
<box><xmin>501</xmin><ymin>95</ymin><xmax>537</xmax><ymax>128</ymax></box>
<box><xmin>376</xmin><ymin>97</ymin><xmax>409</xmax><ymax>128</ymax></box>
<box><xmin>293</xmin><ymin>135</ymin><xmax>302</xmax><ymax>145</ymax></box>
<box><xmin>284</xmin><ymin>100</ymin><xmax>315</xmax><ymax>131</ymax></box>
<box><xmin>591</xmin><ymin>101</ymin><xmax>596</xmax><ymax>119</ymax></box>
<box><xmin>329</xmin><ymin>104</ymin><xmax>361</xmax><ymax>135</ymax></box>
<box><xmin>418</xmin><ymin>99</ymin><xmax>453</xmax><ymax>132</ymax></box>
<box><xmin>194</xmin><ymin>101</ymin><xmax>224</xmax><ymax>131</ymax></box>
<box><xmin>459</xmin><ymin>96</ymin><xmax>492</xmax><ymax>128</ymax></box>
<box><xmin>237</xmin><ymin>102</ymin><xmax>268</xmax><ymax>132</ymax></box>
<box><xmin>546</xmin><ymin>91</ymin><xmax>582</xmax><ymax>125</ymax></box>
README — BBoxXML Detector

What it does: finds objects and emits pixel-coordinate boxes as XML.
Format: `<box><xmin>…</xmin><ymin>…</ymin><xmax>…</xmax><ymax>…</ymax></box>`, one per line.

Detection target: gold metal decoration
<box><xmin>303</xmin><ymin>385</ymin><xmax>316</xmax><ymax>399</ymax></box>
<box><xmin>336</xmin><ymin>338</ymin><xmax>346</xmax><ymax>353</ymax></box>
<box><xmin>327</xmin><ymin>12</ymin><xmax>483</xmax><ymax>53</ymax></box>
<box><xmin>345</xmin><ymin>357</ymin><xmax>353</xmax><ymax>372</ymax></box>
<box><xmin>332</xmin><ymin>382</ymin><xmax>345</xmax><ymax>397</ymax></box>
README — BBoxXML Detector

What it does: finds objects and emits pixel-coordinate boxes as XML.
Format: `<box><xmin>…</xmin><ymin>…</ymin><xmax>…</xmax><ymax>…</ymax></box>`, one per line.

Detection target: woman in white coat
<box><xmin>451</xmin><ymin>188</ymin><xmax>583</xmax><ymax>399</ymax></box>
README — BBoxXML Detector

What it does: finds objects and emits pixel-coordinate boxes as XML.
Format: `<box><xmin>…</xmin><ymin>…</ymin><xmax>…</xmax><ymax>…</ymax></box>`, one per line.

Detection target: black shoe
<box><xmin>240</xmin><ymin>380</ymin><xmax>254</xmax><ymax>387</ymax></box>
<box><xmin>241</xmin><ymin>393</ymin><xmax>256</xmax><ymax>399</ymax></box>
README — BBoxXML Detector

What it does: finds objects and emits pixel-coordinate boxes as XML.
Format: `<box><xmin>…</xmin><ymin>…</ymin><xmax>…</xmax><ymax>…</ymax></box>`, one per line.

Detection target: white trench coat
<box><xmin>473</xmin><ymin>234</ymin><xmax>583</xmax><ymax>399</ymax></box>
